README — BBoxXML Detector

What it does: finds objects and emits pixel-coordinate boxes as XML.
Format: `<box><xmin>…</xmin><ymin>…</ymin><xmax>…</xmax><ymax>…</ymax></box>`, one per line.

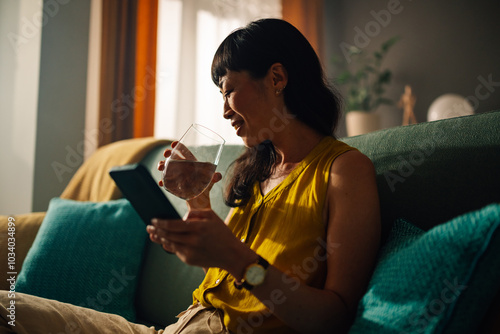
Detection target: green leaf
<box><xmin>330</xmin><ymin>36</ymin><xmax>399</xmax><ymax>112</ymax></box>
<box><xmin>378</xmin><ymin>70</ymin><xmax>392</xmax><ymax>84</ymax></box>
<box><xmin>337</xmin><ymin>71</ymin><xmax>352</xmax><ymax>84</ymax></box>
<box><xmin>381</xmin><ymin>36</ymin><xmax>400</xmax><ymax>52</ymax></box>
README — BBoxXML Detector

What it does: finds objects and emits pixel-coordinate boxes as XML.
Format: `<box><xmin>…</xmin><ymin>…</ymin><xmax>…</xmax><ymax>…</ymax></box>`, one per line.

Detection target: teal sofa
<box><xmin>2</xmin><ymin>111</ymin><xmax>499</xmax><ymax>333</ymax></box>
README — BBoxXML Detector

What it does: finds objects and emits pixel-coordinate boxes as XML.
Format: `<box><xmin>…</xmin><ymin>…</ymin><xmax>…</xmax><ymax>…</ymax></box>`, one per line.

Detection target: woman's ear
<box><xmin>269</xmin><ymin>63</ymin><xmax>288</xmax><ymax>91</ymax></box>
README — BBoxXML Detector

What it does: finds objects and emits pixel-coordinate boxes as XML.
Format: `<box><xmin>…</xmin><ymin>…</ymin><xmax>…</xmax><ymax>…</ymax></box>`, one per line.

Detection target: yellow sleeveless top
<box><xmin>192</xmin><ymin>137</ymin><xmax>356</xmax><ymax>333</ymax></box>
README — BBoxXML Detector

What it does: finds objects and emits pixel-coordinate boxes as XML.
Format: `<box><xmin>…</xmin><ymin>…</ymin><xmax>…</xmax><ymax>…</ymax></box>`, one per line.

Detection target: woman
<box><xmin>0</xmin><ymin>18</ymin><xmax>379</xmax><ymax>334</ymax></box>
<box><xmin>150</xmin><ymin>18</ymin><xmax>380</xmax><ymax>333</ymax></box>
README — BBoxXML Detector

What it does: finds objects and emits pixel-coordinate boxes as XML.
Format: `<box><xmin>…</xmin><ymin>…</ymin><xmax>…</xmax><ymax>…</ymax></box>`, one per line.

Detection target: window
<box><xmin>154</xmin><ymin>0</ymin><xmax>281</xmax><ymax>144</ymax></box>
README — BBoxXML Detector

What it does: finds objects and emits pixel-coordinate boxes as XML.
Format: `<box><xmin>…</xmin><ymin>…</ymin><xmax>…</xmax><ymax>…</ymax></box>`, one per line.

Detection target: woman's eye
<box><xmin>223</xmin><ymin>90</ymin><xmax>233</xmax><ymax>100</ymax></box>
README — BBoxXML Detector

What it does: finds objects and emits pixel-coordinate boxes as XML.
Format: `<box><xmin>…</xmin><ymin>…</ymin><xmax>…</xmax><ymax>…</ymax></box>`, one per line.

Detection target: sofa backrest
<box><xmin>343</xmin><ymin>110</ymin><xmax>500</xmax><ymax>235</ymax></box>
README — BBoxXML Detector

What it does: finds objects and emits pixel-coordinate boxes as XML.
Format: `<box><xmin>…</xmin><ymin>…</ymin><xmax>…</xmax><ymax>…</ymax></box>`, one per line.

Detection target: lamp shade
<box><xmin>427</xmin><ymin>94</ymin><xmax>474</xmax><ymax>122</ymax></box>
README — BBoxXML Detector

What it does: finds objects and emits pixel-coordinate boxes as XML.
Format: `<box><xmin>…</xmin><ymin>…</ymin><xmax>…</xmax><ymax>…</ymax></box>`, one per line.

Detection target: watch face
<box><xmin>245</xmin><ymin>264</ymin><xmax>266</xmax><ymax>286</ymax></box>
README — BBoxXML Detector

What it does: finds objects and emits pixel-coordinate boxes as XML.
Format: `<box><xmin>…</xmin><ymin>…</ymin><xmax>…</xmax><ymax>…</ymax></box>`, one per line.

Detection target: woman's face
<box><xmin>219</xmin><ymin>70</ymin><xmax>278</xmax><ymax>147</ymax></box>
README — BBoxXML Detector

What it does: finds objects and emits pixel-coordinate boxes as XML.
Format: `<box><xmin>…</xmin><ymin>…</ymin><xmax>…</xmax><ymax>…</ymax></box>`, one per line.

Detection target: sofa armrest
<box><xmin>0</xmin><ymin>212</ymin><xmax>45</xmax><ymax>291</ymax></box>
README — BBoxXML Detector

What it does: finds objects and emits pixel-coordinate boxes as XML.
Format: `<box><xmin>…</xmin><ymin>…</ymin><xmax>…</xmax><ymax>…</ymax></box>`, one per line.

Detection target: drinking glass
<box><xmin>161</xmin><ymin>124</ymin><xmax>225</xmax><ymax>200</ymax></box>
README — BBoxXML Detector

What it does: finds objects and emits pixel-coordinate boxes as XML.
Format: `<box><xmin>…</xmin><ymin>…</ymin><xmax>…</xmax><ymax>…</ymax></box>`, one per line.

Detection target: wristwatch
<box><xmin>234</xmin><ymin>256</ymin><xmax>269</xmax><ymax>290</ymax></box>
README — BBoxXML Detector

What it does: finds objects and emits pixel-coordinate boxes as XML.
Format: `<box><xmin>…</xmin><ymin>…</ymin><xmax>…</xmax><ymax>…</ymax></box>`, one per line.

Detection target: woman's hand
<box><xmin>157</xmin><ymin>142</ymin><xmax>222</xmax><ymax>210</ymax></box>
<box><xmin>146</xmin><ymin>210</ymin><xmax>248</xmax><ymax>270</ymax></box>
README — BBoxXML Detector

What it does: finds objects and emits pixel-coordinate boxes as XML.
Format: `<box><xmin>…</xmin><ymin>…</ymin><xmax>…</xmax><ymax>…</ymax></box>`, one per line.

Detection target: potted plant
<box><xmin>332</xmin><ymin>36</ymin><xmax>399</xmax><ymax>136</ymax></box>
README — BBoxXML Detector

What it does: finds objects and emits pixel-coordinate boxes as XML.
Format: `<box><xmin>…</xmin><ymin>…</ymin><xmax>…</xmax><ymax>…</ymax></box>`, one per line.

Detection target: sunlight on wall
<box><xmin>155</xmin><ymin>0</ymin><xmax>183</xmax><ymax>140</ymax></box>
<box><xmin>194</xmin><ymin>10</ymin><xmax>242</xmax><ymax>144</ymax></box>
<box><xmin>0</xmin><ymin>0</ymin><xmax>42</xmax><ymax>214</ymax></box>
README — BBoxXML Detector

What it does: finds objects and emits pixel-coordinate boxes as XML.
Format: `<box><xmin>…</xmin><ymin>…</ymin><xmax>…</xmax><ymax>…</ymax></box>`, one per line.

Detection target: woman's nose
<box><xmin>223</xmin><ymin>101</ymin><xmax>233</xmax><ymax>119</ymax></box>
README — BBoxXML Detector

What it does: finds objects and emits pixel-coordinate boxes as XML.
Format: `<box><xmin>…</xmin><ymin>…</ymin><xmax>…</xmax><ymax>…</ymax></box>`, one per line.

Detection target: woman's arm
<box><xmin>225</xmin><ymin>150</ymin><xmax>381</xmax><ymax>333</ymax></box>
<box><xmin>148</xmin><ymin>150</ymin><xmax>380</xmax><ymax>333</ymax></box>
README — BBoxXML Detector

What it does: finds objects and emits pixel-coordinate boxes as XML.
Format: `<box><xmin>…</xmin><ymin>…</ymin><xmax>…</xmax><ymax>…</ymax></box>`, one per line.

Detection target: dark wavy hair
<box><xmin>212</xmin><ymin>18</ymin><xmax>342</xmax><ymax>207</ymax></box>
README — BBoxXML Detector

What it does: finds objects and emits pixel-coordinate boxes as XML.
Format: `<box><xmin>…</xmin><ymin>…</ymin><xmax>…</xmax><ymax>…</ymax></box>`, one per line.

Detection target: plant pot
<box><xmin>346</xmin><ymin>111</ymin><xmax>380</xmax><ymax>137</ymax></box>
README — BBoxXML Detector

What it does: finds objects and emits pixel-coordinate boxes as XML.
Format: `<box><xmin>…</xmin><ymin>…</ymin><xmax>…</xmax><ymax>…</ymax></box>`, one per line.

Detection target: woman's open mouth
<box><xmin>231</xmin><ymin>121</ymin><xmax>243</xmax><ymax>135</ymax></box>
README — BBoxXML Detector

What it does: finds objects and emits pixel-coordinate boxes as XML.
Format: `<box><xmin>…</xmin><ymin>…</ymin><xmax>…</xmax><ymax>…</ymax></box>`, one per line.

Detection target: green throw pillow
<box><xmin>350</xmin><ymin>203</ymin><xmax>500</xmax><ymax>334</ymax></box>
<box><xmin>16</xmin><ymin>198</ymin><xmax>148</xmax><ymax>321</ymax></box>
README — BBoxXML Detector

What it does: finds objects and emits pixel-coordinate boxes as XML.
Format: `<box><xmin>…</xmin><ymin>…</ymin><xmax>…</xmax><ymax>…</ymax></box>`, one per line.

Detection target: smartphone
<box><xmin>109</xmin><ymin>163</ymin><xmax>181</xmax><ymax>225</ymax></box>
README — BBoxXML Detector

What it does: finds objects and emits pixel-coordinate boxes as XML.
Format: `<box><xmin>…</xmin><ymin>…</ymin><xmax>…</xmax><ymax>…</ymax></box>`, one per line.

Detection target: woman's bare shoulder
<box><xmin>330</xmin><ymin>149</ymin><xmax>375</xmax><ymax>177</ymax></box>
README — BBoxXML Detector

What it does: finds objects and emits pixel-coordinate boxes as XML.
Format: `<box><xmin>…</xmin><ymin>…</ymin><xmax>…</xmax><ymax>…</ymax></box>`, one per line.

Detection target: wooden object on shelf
<box><xmin>399</xmin><ymin>85</ymin><xmax>418</xmax><ymax>126</ymax></box>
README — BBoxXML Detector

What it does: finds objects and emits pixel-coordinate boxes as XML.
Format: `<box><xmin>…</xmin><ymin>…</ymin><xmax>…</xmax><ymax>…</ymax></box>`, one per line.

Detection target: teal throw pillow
<box><xmin>16</xmin><ymin>198</ymin><xmax>148</xmax><ymax>321</ymax></box>
<box><xmin>350</xmin><ymin>203</ymin><xmax>500</xmax><ymax>334</ymax></box>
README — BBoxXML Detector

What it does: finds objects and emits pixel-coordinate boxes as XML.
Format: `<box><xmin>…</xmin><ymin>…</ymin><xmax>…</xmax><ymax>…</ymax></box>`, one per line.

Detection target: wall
<box><xmin>32</xmin><ymin>0</ymin><xmax>91</xmax><ymax>211</ymax></box>
<box><xmin>0</xmin><ymin>0</ymin><xmax>42</xmax><ymax>214</ymax></box>
<box><xmin>0</xmin><ymin>0</ymin><xmax>91</xmax><ymax>214</ymax></box>
<box><xmin>324</xmin><ymin>0</ymin><xmax>500</xmax><ymax>138</ymax></box>
<box><xmin>84</xmin><ymin>0</ymin><xmax>102</xmax><ymax>161</ymax></box>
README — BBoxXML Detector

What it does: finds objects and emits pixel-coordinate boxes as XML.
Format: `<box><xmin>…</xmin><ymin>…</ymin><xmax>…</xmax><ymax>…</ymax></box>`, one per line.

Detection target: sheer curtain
<box><xmin>154</xmin><ymin>0</ymin><xmax>281</xmax><ymax>144</ymax></box>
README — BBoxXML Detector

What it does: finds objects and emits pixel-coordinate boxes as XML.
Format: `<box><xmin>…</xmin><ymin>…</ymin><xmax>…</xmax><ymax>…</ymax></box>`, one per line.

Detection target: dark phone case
<box><xmin>109</xmin><ymin>163</ymin><xmax>181</xmax><ymax>225</ymax></box>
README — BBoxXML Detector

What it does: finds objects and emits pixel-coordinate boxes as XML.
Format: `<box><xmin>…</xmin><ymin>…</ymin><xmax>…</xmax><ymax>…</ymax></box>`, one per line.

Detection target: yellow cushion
<box><xmin>0</xmin><ymin>212</ymin><xmax>46</xmax><ymax>291</ymax></box>
<box><xmin>60</xmin><ymin>137</ymin><xmax>170</xmax><ymax>202</ymax></box>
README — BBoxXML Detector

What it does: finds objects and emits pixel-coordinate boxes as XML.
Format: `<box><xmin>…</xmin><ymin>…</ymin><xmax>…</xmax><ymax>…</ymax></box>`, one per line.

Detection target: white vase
<box><xmin>346</xmin><ymin>111</ymin><xmax>380</xmax><ymax>137</ymax></box>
